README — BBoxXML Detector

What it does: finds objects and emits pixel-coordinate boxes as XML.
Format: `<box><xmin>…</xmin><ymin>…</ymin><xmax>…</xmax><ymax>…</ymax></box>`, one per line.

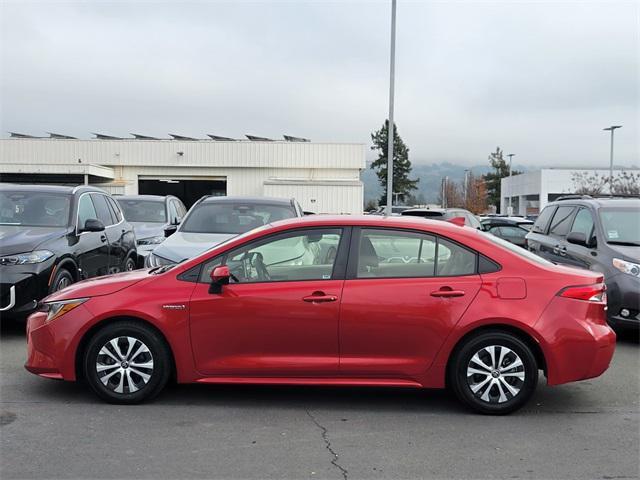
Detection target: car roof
<box><xmin>0</xmin><ymin>183</ymin><xmax>105</xmax><ymax>195</ymax></box>
<box><xmin>266</xmin><ymin>214</ymin><xmax>468</xmax><ymax>233</ymax></box>
<box><xmin>551</xmin><ymin>197</ymin><xmax>640</xmax><ymax>208</ymax></box>
<box><xmin>198</xmin><ymin>195</ymin><xmax>294</xmax><ymax>206</ymax></box>
<box><xmin>116</xmin><ymin>195</ymin><xmax>170</xmax><ymax>202</ymax></box>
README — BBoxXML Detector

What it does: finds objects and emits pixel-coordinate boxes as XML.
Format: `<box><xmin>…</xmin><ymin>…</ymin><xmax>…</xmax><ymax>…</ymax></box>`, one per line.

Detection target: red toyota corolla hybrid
<box><xmin>25</xmin><ymin>216</ymin><xmax>615</xmax><ymax>414</ymax></box>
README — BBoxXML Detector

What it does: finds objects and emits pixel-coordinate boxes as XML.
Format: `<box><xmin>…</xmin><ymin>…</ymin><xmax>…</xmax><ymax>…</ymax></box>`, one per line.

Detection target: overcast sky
<box><xmin>1</xmin><ymin>0</ymin><xmax>638</xmax><ymax>167</ymax></box>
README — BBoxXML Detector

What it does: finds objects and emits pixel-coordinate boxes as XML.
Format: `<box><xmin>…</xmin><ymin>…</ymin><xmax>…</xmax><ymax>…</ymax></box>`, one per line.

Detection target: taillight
<box><xmin>558</xmin><ymin>283</ymin><xmax>607</xmax><ymax>303</ymax></box>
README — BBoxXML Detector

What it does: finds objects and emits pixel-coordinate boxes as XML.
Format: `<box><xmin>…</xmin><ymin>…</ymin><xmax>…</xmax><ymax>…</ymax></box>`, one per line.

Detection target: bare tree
<box><xmin>571</xmin><ymin>171</ymin><xmax>609</xmax><ymax>195</ymax></box>
<box><xmin>611</xmin><ymin>171</ymin><xmax>640</xmax><ymax>195</ymax></box>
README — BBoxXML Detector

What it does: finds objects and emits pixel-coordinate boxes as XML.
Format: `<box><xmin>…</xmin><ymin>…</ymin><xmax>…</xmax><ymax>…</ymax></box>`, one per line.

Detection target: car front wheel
<box><xmin>450</xmin><ymin>331</ymin><xmax>538</xmax><ymax>415</ymax></box>
<box><xmin>83</xmin><ymin>321</ymin><xmax>171</xmax><ymax>404</ymax></box>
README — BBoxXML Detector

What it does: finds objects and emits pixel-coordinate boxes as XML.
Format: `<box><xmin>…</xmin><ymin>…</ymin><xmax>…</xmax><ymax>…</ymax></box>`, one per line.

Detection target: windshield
<box><xmin>0</xmin><ymin>191</ymin><xmax>71</xmax><ymax>227</ymax></box>
<box><xmin>180</xmin><ymin>202</ymin><xmax>296</xmax><ymax>234</ymax></box>
<box><xmin>117</xmin><ymin>199</ymin><xmax>167</xmax><ymax>223</ymax></box>
<box><xmin>599</xmin><ymin>207</ymin><xmax>640</xmax><ymax>245</ymax></box>
<box><xmin>479</xmin><ymin>230</ymin><xmax>554</xmax><ymax>266</ymax></box>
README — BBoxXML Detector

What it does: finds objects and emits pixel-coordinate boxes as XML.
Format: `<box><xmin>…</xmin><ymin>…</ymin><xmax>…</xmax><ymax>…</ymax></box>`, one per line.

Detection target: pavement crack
<box><xmin>306</xmin><ymin>409</ymin><xmax>348</xmax><ymax>480</ymax></box>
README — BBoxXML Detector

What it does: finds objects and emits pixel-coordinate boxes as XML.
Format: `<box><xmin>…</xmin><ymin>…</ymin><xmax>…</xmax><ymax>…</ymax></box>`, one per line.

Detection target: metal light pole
<box><xmin>463</xmin><ymin>169</ymin><xmax>469</xmax><ymax>206</ymax></box>
<box><xmin>507</xmin><ymin>153</ymin><xmax>515</xmax><ymax>215</ymax></box>
<box><xmin>385</xmin><ymin>0</ymin><xmax>397</xmax><ymax>215</ymax></box>
<box><xmin>603</xmin><ymin>126</ymin><xmax>622</xmax><ymax>195</ymax></box>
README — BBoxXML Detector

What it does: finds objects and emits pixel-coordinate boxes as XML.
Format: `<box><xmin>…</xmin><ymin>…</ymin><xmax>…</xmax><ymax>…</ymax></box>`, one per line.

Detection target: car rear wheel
<box><xmin>50</xmin><ymin>268</ymin><xmax>73</xmax><ymax>293</ymax></box>
<box><xmin>450</xmin><ymin>331</ymin><xmax>538</xmax><ymax>415</ymax></box>
<box><xmin>83</xmin><ymin>321</ymin><xmax>171</xmax><ymax>404</ymax></box>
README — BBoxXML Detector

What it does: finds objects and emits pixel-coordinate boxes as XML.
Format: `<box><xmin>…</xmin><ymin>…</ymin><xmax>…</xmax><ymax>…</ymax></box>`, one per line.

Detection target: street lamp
<box><xmin>603</xmin><ymin>125</ymin><xmax>622</xmax><ymax>195</ymax></box>
<box><xmin>507</xmin><ymin>153</ymin><xmax>515</xmax><ymax>215</ymax></box>
<box><xmin>385</xmin><ymin>0</ymin><xmax>397</xmax><ymax>215</ymax></box>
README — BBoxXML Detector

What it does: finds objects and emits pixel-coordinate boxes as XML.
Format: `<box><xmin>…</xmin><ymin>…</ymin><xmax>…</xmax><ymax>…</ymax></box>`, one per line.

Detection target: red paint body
<box><xmin>25</xmin><ymin>216</ymin><xmax>615</xmax><ymax>391</ymax></box>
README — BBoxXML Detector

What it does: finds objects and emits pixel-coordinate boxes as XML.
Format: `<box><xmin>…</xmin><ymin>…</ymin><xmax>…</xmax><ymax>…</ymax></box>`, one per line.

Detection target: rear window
<box><xmin>180</xmin><ymin>202</ymin><xmax>296</xmax><ymax>234</ymax></box>
<box><xmin>532</xmin><ymin>206</ymin><xmax>556</xmax><ymax>233</ymax></box>
<box><xmin>402</xmin><ymin>210</ymin><xmax>445</xmax><ymax>218</ymax></box>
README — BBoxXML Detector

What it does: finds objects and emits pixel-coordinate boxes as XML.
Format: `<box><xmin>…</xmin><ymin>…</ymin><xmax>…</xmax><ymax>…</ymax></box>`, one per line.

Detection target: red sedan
<box><xmin>25</xmin><ymin>216</ymin><xmax>615</xmax><ymax>414</ymax></box>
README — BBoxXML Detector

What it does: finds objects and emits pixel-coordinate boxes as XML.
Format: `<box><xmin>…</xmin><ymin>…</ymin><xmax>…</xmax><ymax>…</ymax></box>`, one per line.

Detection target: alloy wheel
<box><xmin>466</xmin><ymin>345</ymin><xmax>525</xmax><ymax>404</ymax></box>
<box><xmin>95</xmin><ymin>336</ymin><xmax>154</xmax><ymax>394</ymax></box>
<box><xmin>55</xmin><ymin>276</ymin><xmax>71</xmax><ymax>291</ymax></box>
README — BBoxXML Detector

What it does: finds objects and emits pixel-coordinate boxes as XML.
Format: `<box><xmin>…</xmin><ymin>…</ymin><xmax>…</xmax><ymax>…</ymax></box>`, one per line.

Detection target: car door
<box><xmin>91</xmin><ymin>193</ymin><xmax>124</xmax><ymax>273</ymax></box>
<box><xmin>339</xmin><ymin>228</ymin><xmax>482</xmax><ymax>379</ymax></box>
<box><xmin>75</xmin><ymin>194</ymin><xmax>110</xmax><ymax>278</ymax></box>
<box><xmin>563</xmin><ymin>207</ymin><xmax>597</xmax><ymax>270</ymax></box>
<box><xmin>188</xmin><ymin>227</ymin><xmax>349</xmax><ymax>376</ymax></box>
<box><xmin>543</xmin><ymin>205</ymin><xmax>577</xmax><ymax>264</ymax></box>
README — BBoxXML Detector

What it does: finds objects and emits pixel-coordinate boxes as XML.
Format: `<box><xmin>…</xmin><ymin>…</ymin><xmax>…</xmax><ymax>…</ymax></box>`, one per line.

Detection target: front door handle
<box><xmin>431</xmin><ymin>288</ymin><xmax>465</xmax><ymax>298</ymax></box>
<box><xmin>303</xmin><ymin>292</ymin><xmax>338</xmax><ymax>303</ymax></box>
<box><xmin>100</xmin><ymin>235</ymin><xmax>107</xmax><ymax>242</ymax></box>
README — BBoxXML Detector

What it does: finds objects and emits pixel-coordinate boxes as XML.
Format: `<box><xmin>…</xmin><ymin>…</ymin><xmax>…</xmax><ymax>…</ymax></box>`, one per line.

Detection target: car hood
<box><xmin>608</xmin><ymin>244</ymin><xmax>640</xmax><ymax>262</ymax></box>
<box><xmin>0</xmin><ymin>225</ymin><xmax>69</xmax><ymax>255</ymax></box>
<box><xmin>44</xmin><ymin>269</ymin><xmax>151</xmax><ymax>302</ymax></box>
<box><xmin>151</xmin><ymin>231</ymin><xmax>237</xmax><ymax>262</ymax></box>
<box><xmin>131</xmin><ymin>222</ymin><xmax>166</xmax><ymax>241</ymax></box>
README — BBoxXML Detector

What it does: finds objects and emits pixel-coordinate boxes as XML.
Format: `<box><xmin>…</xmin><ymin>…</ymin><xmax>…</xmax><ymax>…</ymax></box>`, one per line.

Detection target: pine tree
<box><xmin>370</xmin><ymin>120</ymin><xmax>419</xmax><ymax>205</ymax></box>
<box><xmin>482</xmin><ymin>147</ymin><xmax>519</xmax><ymax>212</ymax></box>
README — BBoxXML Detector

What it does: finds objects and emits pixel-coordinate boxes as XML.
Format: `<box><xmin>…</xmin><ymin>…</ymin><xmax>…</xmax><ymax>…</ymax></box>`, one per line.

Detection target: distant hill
<box><xmin>362</xmin><ymin>162</ymin><xmax>510</xmax><ymax>205</ymax></box>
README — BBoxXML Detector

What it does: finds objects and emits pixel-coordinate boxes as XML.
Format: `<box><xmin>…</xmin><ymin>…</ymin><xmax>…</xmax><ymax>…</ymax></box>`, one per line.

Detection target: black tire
<box><xmin>450</xmin><ymin>331</ymin><xmax>538</xmax><ymax>415</ymax></box>
<box><xmin>83</xmin><ymin>321</ymin><xmax>171</xmax><ymax>404</ymax></box>
<box><xmin>124</xmin><ymin>256</ymin><xmax>136</xmax><ymax>272</ymax></box>
<box><xmin>50</xmin><ymin>267</ymin><xmax>74</xmax><ymax>293</ymax></box>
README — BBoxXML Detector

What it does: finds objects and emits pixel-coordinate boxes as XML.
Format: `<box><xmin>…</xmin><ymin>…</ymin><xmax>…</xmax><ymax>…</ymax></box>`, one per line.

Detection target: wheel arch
<box><xmin>54</xmin><ymin>257</ymin><xmax>80</xmax><ymax>282</ymax></box>
<box><xmin>74</xmin><ymin>315</ymin><xmax>177</xmax><ymax>383</ymax></box>
<box><xmin>444</xmin><ymin>323</ymin><xmax>547</xmax><ymax>387</ymax></box>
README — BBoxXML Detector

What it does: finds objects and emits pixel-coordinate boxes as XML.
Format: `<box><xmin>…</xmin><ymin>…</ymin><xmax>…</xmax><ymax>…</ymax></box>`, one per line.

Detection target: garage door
<box><xmin>138</xmin><ymin>177</ymin><xmax>226</xmax><ymax>209</ymax></box>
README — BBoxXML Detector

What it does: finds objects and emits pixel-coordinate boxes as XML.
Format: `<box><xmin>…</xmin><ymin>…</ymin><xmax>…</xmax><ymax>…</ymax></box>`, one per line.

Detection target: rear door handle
<box><xmin>431</xmin><ymin>288</ymin><xmax>465</xmax><ymax>298</ymax></box>
<box><xmin>100</xmin><ymin>235</ymin><xmax>107</xmax><ymax>242</ymax></box>
<box><xmin>303</xmin><ymin>292</ymin><xmax>338</xmax><ymax>303</ymax></box>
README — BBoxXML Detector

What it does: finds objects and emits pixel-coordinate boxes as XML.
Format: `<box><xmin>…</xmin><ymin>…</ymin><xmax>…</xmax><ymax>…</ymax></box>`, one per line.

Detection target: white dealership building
<box><xmin>500</xmin><ymin>168</ymin><xmax>639</xmax><ymax>215</ymax></box>
<box><xmin>0</xmin><ymin>133</ymin><xmax>365</xmax><ymax>214</ymax></box>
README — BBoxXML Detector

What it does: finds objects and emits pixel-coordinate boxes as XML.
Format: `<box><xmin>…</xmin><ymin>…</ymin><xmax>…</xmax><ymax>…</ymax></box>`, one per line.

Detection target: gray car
<box><xmin>116</xmin><ymin>195</ymin><xmax>187</xmax><ymax>266</ymax></box>
<box><xmin>525</xmin><ymin>195</ymin><xmax>640</xmax><ymax>330</ymax></box>
<box><xmin>146</xmin><ymin>196</ymin><xmax>303</xmax><ymax>267</ymax></box>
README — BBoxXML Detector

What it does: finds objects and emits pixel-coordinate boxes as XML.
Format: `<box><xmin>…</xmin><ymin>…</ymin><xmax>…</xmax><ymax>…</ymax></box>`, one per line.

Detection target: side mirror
<box><xmin>164</xmin><ymin>224</ymin><xmax>178</xmax><ymax>238</ymax></box>
<box><xmin>566</xmin><ymin>231</ymin><xmax>588</xmax><ymax>247</ymax></box>
<box><xmin>81</xmin><ymin>218</ymin><xmax>105</xmax><ymax>232</ymax></box>
<box><xmin>209</xmin><ymin>265</ymin><xmax>231</xmax><ymax>294</ymax></box>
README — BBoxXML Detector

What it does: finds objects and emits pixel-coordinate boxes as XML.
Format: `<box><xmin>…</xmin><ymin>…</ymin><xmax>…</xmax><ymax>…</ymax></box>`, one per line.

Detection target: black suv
<box><xmin>526</xmin><ymin>195</ymin><xmax>640</xmax><ymax>330</ymax></box>
<box><xmin>0</xmin><ymin>184</ymin><xmax>137</xmax><ymax>319</ymax></box>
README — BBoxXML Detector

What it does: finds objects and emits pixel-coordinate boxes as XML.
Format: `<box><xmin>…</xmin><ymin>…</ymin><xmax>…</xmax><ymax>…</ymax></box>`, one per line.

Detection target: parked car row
<box><xmin>0</xmin><ymin>184</ymin><xmax>302</xmax><ymax>320</ymax></box>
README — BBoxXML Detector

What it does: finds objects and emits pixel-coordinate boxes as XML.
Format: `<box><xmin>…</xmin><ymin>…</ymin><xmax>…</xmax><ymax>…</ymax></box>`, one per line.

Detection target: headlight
<box><xmin>42</xmin><ymin>298</ymin><xmax>88</xmax><ymax>322</ymax></box>
<box><xmin>147</xmin><ymin>253</ymin><xmax>176</xmax><ymax>267</ymax></box>
<box><xmin>613</xmin><ymin>258</ymin><xmax>640</xmax><ymax>278</ymax></box>
<box><xmin>0</xmin><ymin>250</ymin><xmax>54</xmax><ymax>265</ymax></box>
<box><xmin>137</xmin><ymin>235</ymin><xmax>165</xmax><ymax>246</ymax></box>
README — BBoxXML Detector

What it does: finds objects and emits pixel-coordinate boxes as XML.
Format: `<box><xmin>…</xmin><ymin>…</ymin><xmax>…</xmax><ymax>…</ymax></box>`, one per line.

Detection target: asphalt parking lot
<box><xmin>1</xmin><ymin>321</ymin><xmax>638</xmax><ymax>480</ymax></box>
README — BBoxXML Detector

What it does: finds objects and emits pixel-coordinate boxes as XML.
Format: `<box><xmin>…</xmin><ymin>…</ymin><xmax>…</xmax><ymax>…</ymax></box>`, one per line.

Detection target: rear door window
<box><xmin>532</xmin><ymin>206</ymin><xmax>556</xmax><ymax>233</ymax></box>
<box><xmin>548</xmin><ymin>206</ymin><xmax>576</xmax><ymax>238</ymax></box>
